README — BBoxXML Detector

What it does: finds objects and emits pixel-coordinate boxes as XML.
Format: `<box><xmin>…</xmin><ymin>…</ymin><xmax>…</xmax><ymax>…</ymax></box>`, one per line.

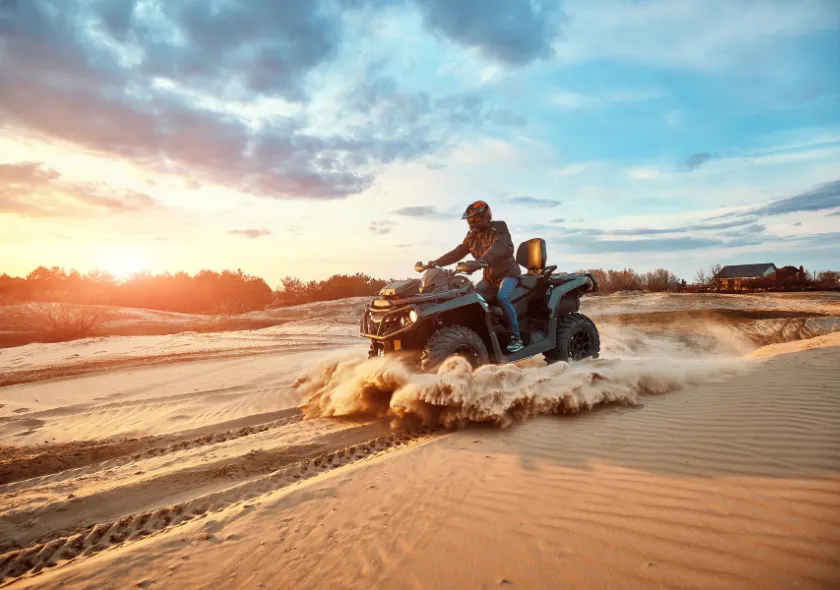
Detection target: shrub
<box><xmin>6</xmin><ymin>302</ymin><xmax>112</xmax><ymax>342</ymax></box>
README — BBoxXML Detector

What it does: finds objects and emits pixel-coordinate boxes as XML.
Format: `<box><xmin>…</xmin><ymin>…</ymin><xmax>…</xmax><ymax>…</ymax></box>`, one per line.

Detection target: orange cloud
<box><xmin>0</xmin><ymin>162</ymin><xmax>159</xmax><ymax>218</ymax></box>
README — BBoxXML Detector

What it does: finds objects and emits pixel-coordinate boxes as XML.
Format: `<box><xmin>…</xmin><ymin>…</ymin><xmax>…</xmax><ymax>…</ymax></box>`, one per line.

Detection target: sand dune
<box><xmin>1</xmin><ymin>293</ymin><xmax>838</xmax><ymax>588</ymax></box>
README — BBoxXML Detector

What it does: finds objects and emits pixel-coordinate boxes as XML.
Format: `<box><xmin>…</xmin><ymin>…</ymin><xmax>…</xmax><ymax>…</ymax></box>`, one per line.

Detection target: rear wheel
<box><xmin>544</xmin><ymin>313</ymin><xmax>600</xmax><ymax>363</ymax></box>
<box><xmin>420</xmin><ymin>325</ymin><xmax>489</xmax><ymax>372</ymax></box>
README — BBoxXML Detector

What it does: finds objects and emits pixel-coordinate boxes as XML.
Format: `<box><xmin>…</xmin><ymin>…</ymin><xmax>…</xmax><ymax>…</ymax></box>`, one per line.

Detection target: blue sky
<box><xmin>1</xmin><ymin>0</ymin><xmax>838</xmax><ymax>283</ymax></box>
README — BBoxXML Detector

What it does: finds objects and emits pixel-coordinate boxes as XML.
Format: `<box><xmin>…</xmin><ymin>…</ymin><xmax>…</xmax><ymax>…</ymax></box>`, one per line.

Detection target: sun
<box><xmin>105</xmin><ymin>248</ymin><xmax>150</xmax><ymax>280</ymax></box>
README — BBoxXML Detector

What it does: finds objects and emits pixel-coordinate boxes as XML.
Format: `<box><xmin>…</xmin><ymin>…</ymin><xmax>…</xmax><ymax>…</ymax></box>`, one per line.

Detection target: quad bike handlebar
<box><xmin>455</xmin><ymin>260</ymin><xmax>488</xmax><ymax>274</ymax></box>
<box><xmin>414</xmin><ymin>260</ymin><xmax>488</xmax><ymax>275</ymax></box>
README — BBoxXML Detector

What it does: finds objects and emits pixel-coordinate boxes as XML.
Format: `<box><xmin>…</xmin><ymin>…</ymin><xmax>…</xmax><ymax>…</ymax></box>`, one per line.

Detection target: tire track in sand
<box><xmin>0</xmin><ymin>424</ymin><xmax>441</xmax><ymax>584</ymax></box>
<box><xmin>1</xmin><ymin>412</ymin><xmax>305</xmax><ymax>488</ymax></box>
<box><xmin>0</xmin><ymin>338</ymin><xmax>359</xmax><ymax>388</ymax></box>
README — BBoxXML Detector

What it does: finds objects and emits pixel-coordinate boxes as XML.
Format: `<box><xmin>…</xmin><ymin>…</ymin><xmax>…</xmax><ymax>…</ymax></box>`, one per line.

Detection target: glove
<box><xmin>456</xmin><ymin>260</ymin><xmax>481</xmax><ymax>274</ymax></box>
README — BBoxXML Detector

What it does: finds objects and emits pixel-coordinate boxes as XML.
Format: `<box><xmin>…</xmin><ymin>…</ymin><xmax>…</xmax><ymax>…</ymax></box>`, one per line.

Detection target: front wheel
<box><xmin>420</xmin><ymin>325</ymin><xmax>489</xmax><ymax>372</ymax></box>
<box><xmin>544</xmin><ymin>313</ymin><xmax>600</xmax><ymax>363</ymax></box>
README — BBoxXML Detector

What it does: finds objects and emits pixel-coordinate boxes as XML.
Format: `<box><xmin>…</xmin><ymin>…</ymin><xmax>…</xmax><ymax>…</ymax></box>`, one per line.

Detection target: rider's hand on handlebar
<box><xmin>456</xmin><ymin>260</ymin><xmax>482</xmax><ymax>274</ymax></box>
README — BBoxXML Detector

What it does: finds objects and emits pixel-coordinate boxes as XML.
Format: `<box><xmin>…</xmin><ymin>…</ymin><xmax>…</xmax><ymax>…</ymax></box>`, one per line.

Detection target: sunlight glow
<box><xmin>105</xmin><ymin>248</ymin><xmax>150</xmax><ymax>280</ymax></box>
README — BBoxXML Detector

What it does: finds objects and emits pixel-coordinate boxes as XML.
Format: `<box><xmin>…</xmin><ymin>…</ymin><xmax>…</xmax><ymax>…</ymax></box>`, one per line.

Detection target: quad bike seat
<box><xmin>487</xmin><ymin>238</ymin><xmax>556</xmax><ymax>318</ymax></box>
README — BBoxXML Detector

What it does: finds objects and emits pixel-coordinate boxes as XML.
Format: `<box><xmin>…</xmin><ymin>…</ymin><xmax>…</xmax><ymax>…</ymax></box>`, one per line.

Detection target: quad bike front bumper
<box><xmin>359</xmin><ymin>302</ymin><xmax>420</xmax><ymax>343</ymax></box>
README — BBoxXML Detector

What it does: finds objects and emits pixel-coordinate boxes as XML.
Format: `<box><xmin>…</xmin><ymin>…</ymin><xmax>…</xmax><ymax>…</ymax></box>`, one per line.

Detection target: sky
<box><xmin>1</xmin><ymin>0</ymin><xmax>839</xmax><ymax>285</ymax></box>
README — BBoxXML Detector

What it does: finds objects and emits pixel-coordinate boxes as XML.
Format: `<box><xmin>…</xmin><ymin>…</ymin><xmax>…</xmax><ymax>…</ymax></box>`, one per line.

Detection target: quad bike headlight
<box><xmin>408</xmin><ymin>309</ymin><xmax>419</xmax><ymax>323</ymax></box>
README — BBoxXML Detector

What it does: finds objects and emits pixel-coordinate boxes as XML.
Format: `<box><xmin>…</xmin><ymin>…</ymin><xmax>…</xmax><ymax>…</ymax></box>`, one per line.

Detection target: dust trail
<box><xmin>596</xmin><ymin>316</ymin><xmax>840</xmax><ymax>357</ymax></box>
<box><xmin>295</xmin><ymin>352</ymin><xmax>746</xmax><ymax>428</ymax></box>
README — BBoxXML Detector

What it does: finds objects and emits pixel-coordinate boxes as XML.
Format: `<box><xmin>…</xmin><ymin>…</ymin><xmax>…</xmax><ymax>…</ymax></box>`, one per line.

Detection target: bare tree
<box><xmin>643</xmin><ymin>268</ymin><xmax>673</xmax><ymax>292</ymax></box>
<box><xmin>695</xmin><ymin>268</ymin><xmax>708</xmax><ymax>285</ymax></box>
<box><xmin>817</xmin><ymin>270</ymin><xmax>840</xmax><ymax>287</ymax></box>
<box><xmin>605</xmin><ymin>268</ymin><xmax>643</xmax><ymax>293</ymax></box>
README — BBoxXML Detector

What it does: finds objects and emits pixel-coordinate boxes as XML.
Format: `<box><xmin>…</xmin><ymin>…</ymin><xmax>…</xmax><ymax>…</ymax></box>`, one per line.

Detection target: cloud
<box><xmin>555</xmin><ymin>163</ymin><xmax>586</xmax><ymax>176</ymax></box>
<box><xmin>0</xmin><ymin>196</ymin><xmax>49</xmax><ymax>217</ymax></box>
<box><xmin>612</xmin><ymin>217</ymin><xmax>758</xmax><ymax>236</ymax></box>
<box><xmin>0</xmin><ymin>1</ymin><xmax>515</xmax><ymax>203</ymax></box>
<box><xmin>629</xmin><ymin>168</ymin><xmax>659</xmax><ymax>179</ymax></box>
<box><xmin>73</xmin><ymin>191</ymin><xmax>158</xmax><ymax>213</ymax></box>
<box><xmin>828</xmin><ymin>210</ymin><xmax>840</xmax><ymax>217</ymax></box>
<box><xmin>0</xmin><ymin>161</ymin><xmax>60</xmax><ymax>183</ymax></box>
<box><xmin>792</xmin><ymin>221</ymin><xmax>803</xmax><ymax>226</ymax></box>
<box><xmin>556</xmin><ymin>227</ymin><xmax>605</xmax><ymax>237</ymax></box>
<box><xmin>414</xmin><ymin>0</ymin><xmax>562</xmax><ymax>65</ymax></box>
<box><xmin>684</xmin><ymin>152</ymin><xmax>716</xmax><ymax>171</ymax></box>
<box><xmin>509</xmin><ymin>196</ymin><xmax>562</xmax><ymax>208</ymax></box>
<box><xmin>523</xmin><ymin>216</ymin><xmax>772</xmax><ymax>246</ymax></box>
<box><xmin>554</xmin><ymin>0</ymin><xmax>835</xmax><ymax>71</ymax></box>
<box><xmin>0</xmin><ymin>162</ymin><xmax>159</xmax><ymax>217</ymax></box>
<box><xmin>392</xmin><ymin>206</ymin><xmax>447</xmax><ymax>218</ymax></box>
<box><xmin>551</xmin><ymin>88</ymin><xmax>668</xmax><ymax>110</ymax></box>
<box><xmin>395</xmin><ymin>240</ymin><xmax>435</xmax><ymax>248</ymax></box>
<box><xmin>549</xmin><ymin>227</ymin><xmax>840</xmax><ymax>255</ymax></box>
<box><xmin>550</xmin><ymin>93</ymin><xmax>592</xmax><ymax>111</ymax></box>
<box><xmin>519</xmin><ymin>223</ymin><xmax>604</xmax><ymax>237</ymax></box>
<box><xmin>0</xmin><ymin>2</ymin><xmax>367</xmax><ymax>200</ymax></box>
<box><xmin>116</xmin><ymin>0</ymin><xmax>341</xmax><ymax>100</ymax></box>
<box><xmin>229</xmin><ymin>229</ymin><xmax>273</xmax><ymax>239</ymax></box>
<box><xmin>368</xmin><ymin>220</ymin><xmax>397</xmax><ymax>235</ymax></box>
<box><xmin>559</xmin><ymin>227</ymin><xmax>605</xmax><ymax>236</ymax></box>
<box><xmin>800</xmin><ymin>231</ymin><xmax>840</xmax><ymax>246</ymax></box>
<box><xmin>748</xmin><ymin>179</ymin><xmax>840</xmax><ymax>216</ymax></box>
<box><xmin>559</xmin><ymin>236</ymin><xmax>725</xmax><ymax>253</ymax></box>
<box><xmin>518</xmin><ymin>216</ymin><xmax>780</xmax><ymax>256</ymax></box>
<box><xmin>718</xmin><ymin>224</ymin><xmax>766</xmax><ymax>238</ymax></box>
<box><xmin>487</xmin><ymin>109</ymin><xmax>528</xmax><ymax>128</ymax></box>
<box><xmin>341</xmin><ymin>72</ymin><xmax>527</xmax><ymax>162</ymax></box>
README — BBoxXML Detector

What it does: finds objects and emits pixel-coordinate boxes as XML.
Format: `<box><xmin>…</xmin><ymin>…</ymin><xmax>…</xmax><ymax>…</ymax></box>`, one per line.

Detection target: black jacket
<box><xmin>433</xmin><ymin>220</ymin><xmax>521</xmax><ymax>285</ymax></box>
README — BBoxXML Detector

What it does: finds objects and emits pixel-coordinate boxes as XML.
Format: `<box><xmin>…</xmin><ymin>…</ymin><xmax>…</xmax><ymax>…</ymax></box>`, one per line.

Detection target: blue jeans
<box><xmin>497</xmin><ymin>277</ymin><xmax>521</xmax><ymax>339</ymax></box>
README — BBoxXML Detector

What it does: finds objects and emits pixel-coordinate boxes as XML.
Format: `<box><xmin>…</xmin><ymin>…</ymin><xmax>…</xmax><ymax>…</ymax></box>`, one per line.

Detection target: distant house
<box><xmin>714</xmin><ymin>263</ymin><xmax>777</xmax><ymax>289</ymax></box>
<box><xmin>776</xmin><ymin>265</ymin><xmax>806</xmax><ymax>282</ymax></box>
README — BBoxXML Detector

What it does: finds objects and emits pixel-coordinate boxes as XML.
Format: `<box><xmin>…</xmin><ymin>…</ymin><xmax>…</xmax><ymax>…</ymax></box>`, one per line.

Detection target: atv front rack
<box><xmin>359</xmin><ymin>302</ymin><xmax>418</xmax><ymax>341</ymax></box>
<box><xmin>376</xmin><ymin>285</ymin><xmax>471</xmax><ymax>305</ymax></box>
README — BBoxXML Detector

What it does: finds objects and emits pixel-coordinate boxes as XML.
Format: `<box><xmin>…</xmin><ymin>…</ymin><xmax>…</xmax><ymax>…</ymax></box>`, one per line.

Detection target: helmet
<box><xmin>462</xmin><ymin>200</ymin><xmax>491</xmax><ymax>231</ymax></box>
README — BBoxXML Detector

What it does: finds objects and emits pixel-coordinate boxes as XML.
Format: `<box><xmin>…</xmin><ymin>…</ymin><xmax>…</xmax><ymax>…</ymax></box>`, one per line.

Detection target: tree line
<box><xmin>578</xmin><ymin>268</ymin><xmax>682</xmax><ymax>294</ymax></box>
<box><xmin>0</xmin><ymin>266</ymin><xmax>389</xmax><ymax>314</ymax></box>
<box><xmin>1</xmin><ymin>264</ymin><xmax>837</xmax><ymax>315</ymax></box>
<box><xmin>275</xmin><ymin>273</ymin><xmax>389</xmax><ymax>306</ymax></box>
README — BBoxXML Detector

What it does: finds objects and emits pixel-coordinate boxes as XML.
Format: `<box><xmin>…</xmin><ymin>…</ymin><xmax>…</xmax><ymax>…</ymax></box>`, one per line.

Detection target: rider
<box><xmin>428</xmin><ymin>200</ymin><xmax>524</xmax><ymax>353</ymax></box>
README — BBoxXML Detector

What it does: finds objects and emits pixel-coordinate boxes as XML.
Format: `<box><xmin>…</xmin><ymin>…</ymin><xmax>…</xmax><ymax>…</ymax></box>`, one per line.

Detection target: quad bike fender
<box><xmin>421</xmin><ymin>293</ymin><xmax>505</xmax><ymax>362</ymax></box>
<box><xmin>419</xmin><ymin>291</ymin><xmax>488</xmax><ymax>316</ymax></box>
<box><xmin>546</xmin><ymin>275</ymin><xmax>590</xmax><ymax>342</ymax></box>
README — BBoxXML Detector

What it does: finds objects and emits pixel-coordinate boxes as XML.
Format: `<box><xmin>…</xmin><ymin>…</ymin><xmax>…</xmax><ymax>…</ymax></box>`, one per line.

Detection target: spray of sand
<box><xmin>295</xmin><ymin>351</ymin><xmax>746</xmax><ymax>428</ymax></box>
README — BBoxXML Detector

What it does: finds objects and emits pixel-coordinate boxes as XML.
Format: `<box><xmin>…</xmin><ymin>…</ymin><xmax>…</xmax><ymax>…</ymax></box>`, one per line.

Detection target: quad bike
<box><xmin>359</xmin><ymin>238</ymin><xmax>601</xmax><ymax>372</ymax></box>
